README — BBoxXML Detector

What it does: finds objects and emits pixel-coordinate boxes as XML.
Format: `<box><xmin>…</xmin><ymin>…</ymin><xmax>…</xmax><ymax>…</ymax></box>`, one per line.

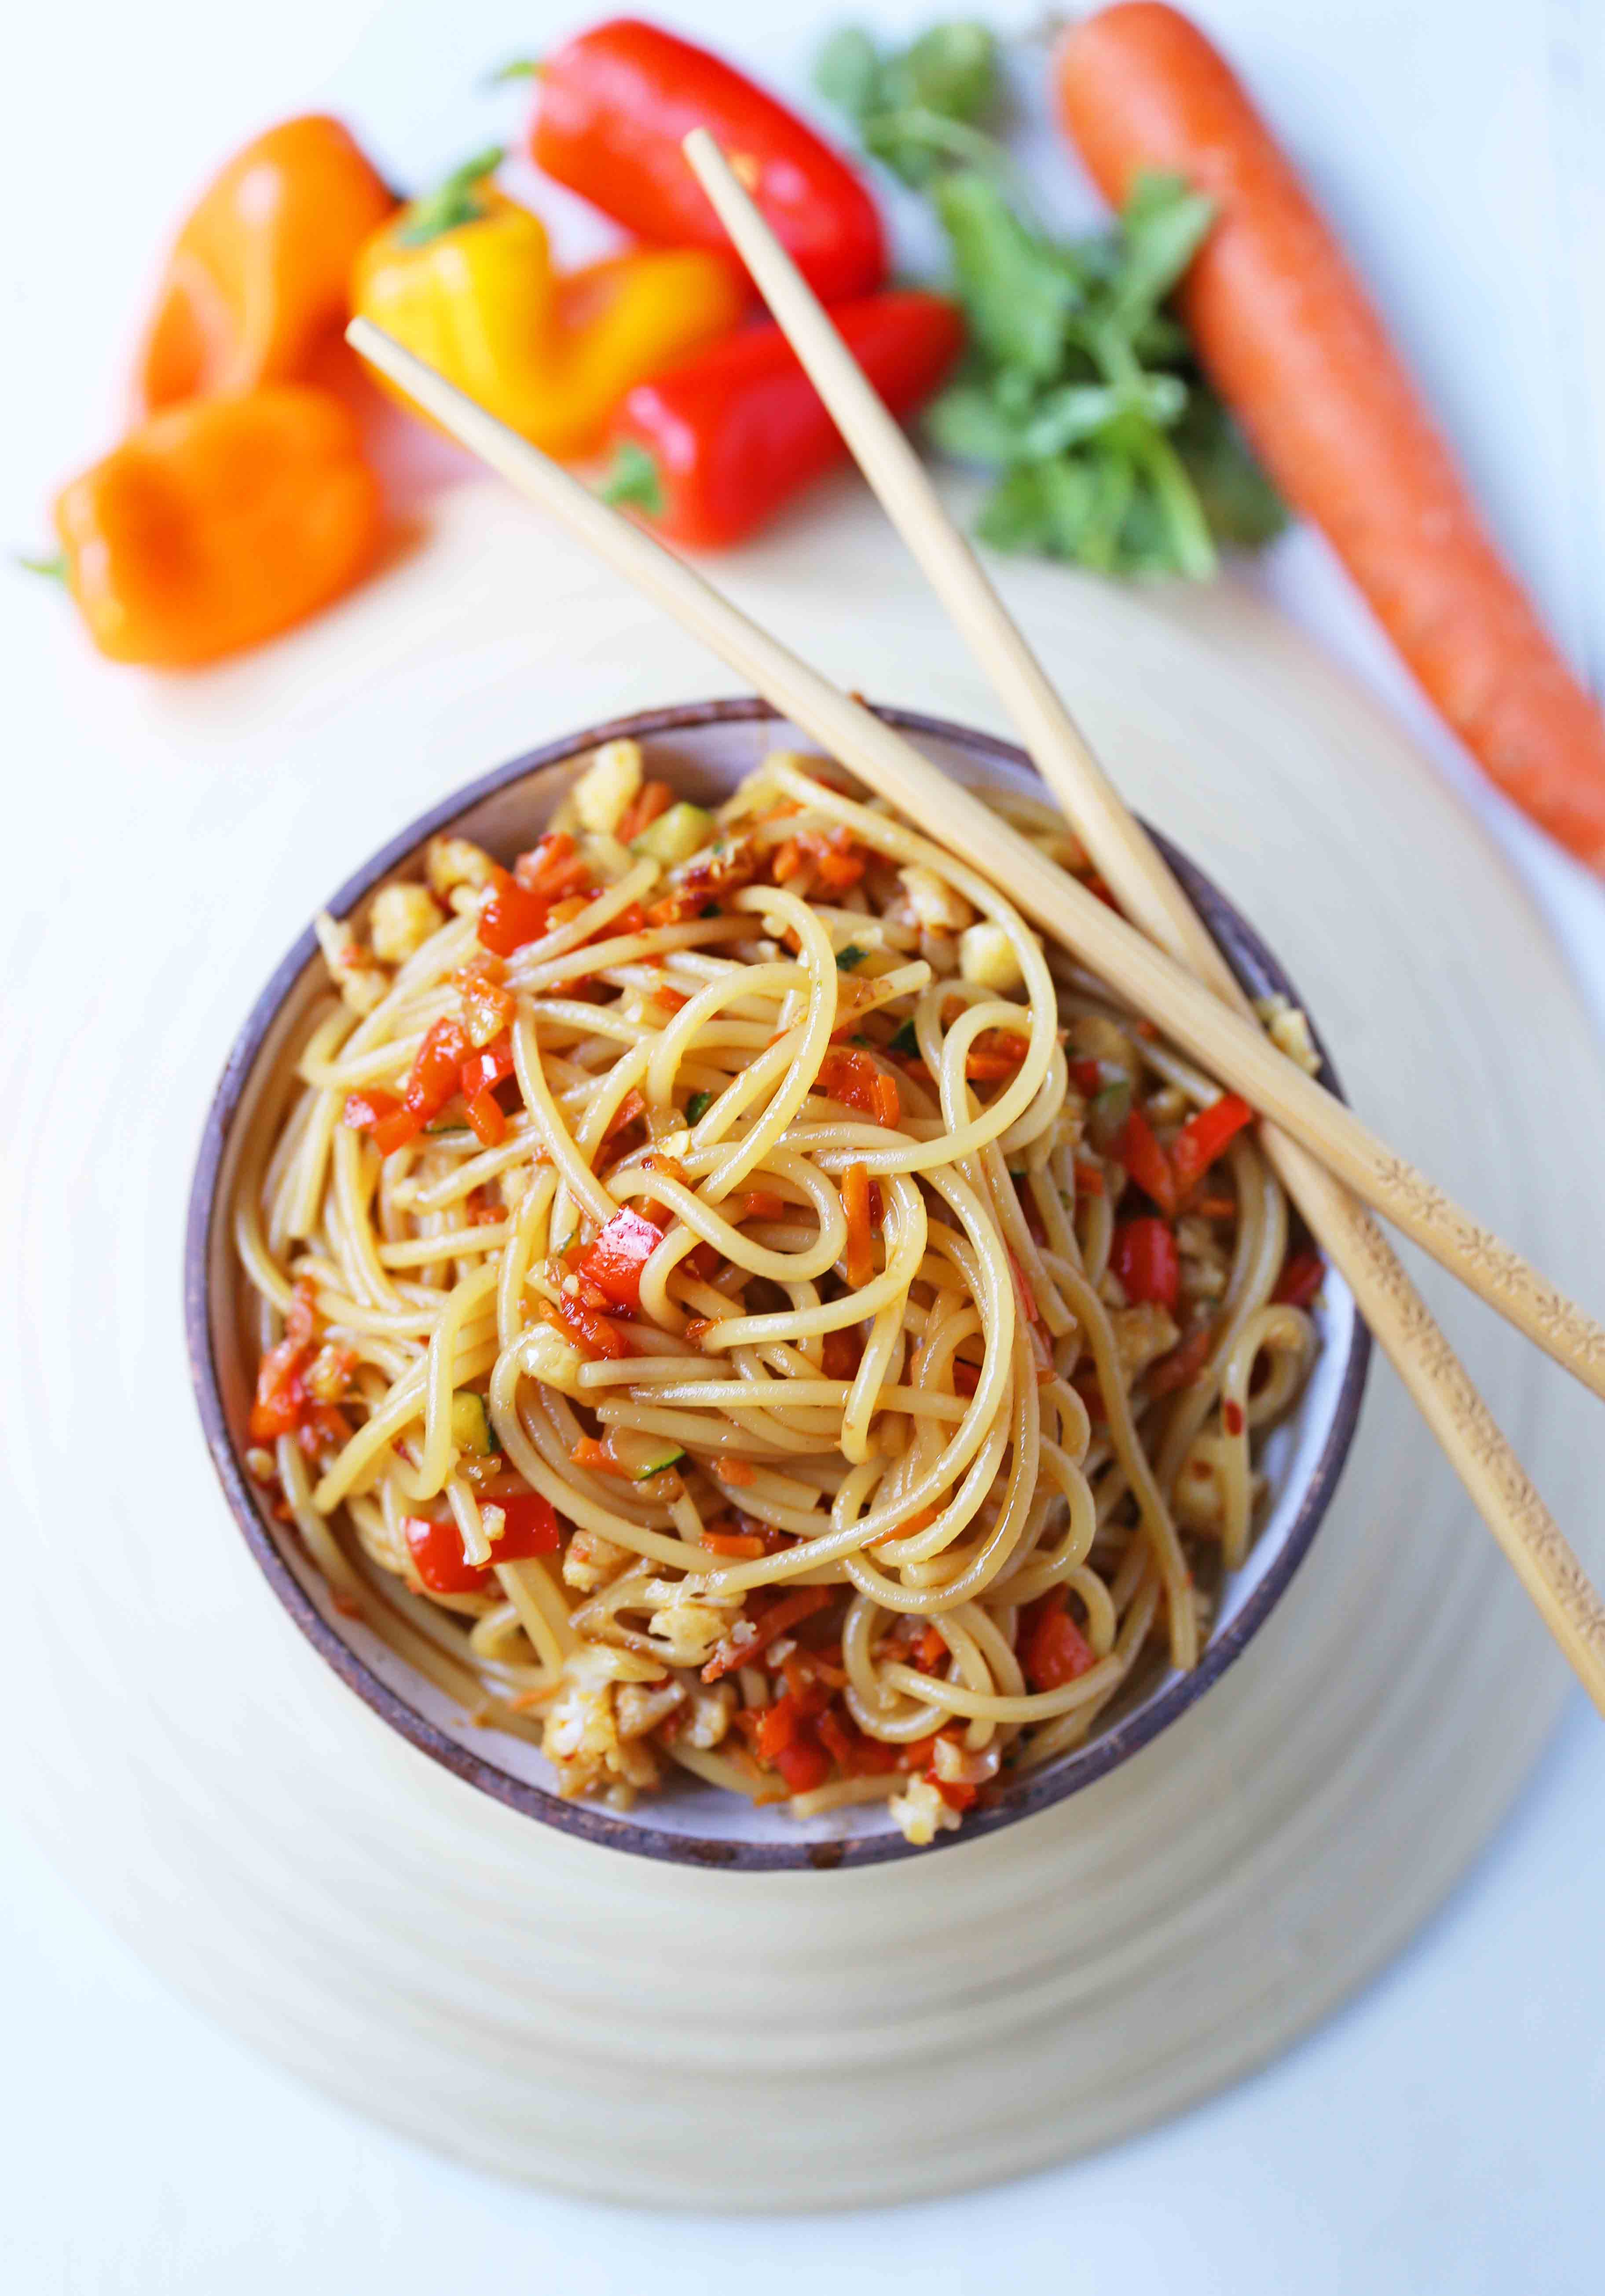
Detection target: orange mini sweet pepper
<box><xmin>53</xmin><ymin>386</ymin><xmax>384</xmax><ymax>666</ymax></box>
<box><xmin>349</xmin><ymin>150</ymin><xmax>748</xmax><ymax>459</ymax></box>
<box><xmin>137</xmin><ymin>113</ymin><xmax>397</xmax><ymax>413</ymax></box>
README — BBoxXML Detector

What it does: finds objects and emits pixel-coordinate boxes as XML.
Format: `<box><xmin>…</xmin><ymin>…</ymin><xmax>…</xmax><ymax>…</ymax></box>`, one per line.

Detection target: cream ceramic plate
<box><xmin>3</xmin><ymin>484</ymin><xmax>1599</xmax><ymax>2207</ymax></box>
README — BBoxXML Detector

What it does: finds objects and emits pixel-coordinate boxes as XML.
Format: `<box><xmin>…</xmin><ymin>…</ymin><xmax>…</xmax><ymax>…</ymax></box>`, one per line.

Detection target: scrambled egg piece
<box><xmin>313</xmin><ymin>910</ymin><xmax>387</xmax><ymax>1015</ymax></box>
<box><xmin>425</xmin><ymin>834</ymin><xmax>496</xmax><ymax>903</ymax></box>
<box><xmin>645</xmin><ymin>1578</ymin><xmax>745</xmax><ymax>1668</ymax></box>
<box><xmin>369</xmin><ymin>882</ymin><xmax>443</xmax><ymax>966</ymax></box>
<box><xmin>562</xmin><ymin>1528</ymin><xmax>631</xmax><ymax>1594</ymax></box>
<box><xmin>888</xmin><ymin>1773</ymin><xmax>962</xmax><ymax>1846</ymax></box>
<box><xmin>898</xmin><ymin>863</ymin><xmax>974</xmax><ymax>934</ymax></box>
<box><xmin>957</xmin><ymin>920</ymin><xmax>1024</xmax><ymax>993</ymax></box>
<box><xmin>1256</xmin><ymin>993</ymin><xmax>1321</xmax><ymax>1077</ymax></box>
<box><xmin>1111</xmin><ymin>1302</ymin><xmax>1181</xmax><ymax>1384</ymax></box>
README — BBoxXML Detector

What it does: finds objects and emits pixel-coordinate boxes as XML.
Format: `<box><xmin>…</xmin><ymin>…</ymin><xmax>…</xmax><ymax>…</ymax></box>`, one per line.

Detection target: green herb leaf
<box><xmin>815</xmin><ymin>20</ymin><xmax>1281</xmax><ymax>581</ymax></box>
<box><xmin>685</xmin><ymin>1091</ymin><xmax>715</xmax><ymax>1125</ymax></box>
<box><xmin>815</xmin><ymin>20</ymin><xmax>1003</xmax><ymax>188</ymax></box>
<box><xmin>888</xmin><ymin>1019</ymin><xmax>921</xmax><ymax>1056</ymax></box>
<box><xmin>1109</xmin><ymin>172</ymin><xmax>1216</xmax><ymax>335</ymax></box>
<box><xmin>1171</xmin><ymin>384</ymin><xmax>1288</xmax><ymax>548</ymax></box>
<box><xmin>835</xmin><ymin>944</ymin><xmax>868</xmax><ymax>970</ymax></box>
<box><xmin>934</xmin><ymin>171</ymin><xmax>1078</xmax><ymax>380</ymax></box>
<box><xmin>1087</xmin><ymin>1078</ymin><xmax>1133</xmax><ymax>1153</ymax></box>
<box><xmin>597</xmin><ymin>441</ymin><xmax>665</xmax><ymax>518</ymax></box>
<box><xmin>813</xmin><ymin>27</ymin><xmax>883</xmax><ymax>122</ymax></box>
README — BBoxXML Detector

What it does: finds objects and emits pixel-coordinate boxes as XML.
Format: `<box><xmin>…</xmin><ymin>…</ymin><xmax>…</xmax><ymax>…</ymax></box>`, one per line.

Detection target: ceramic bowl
<box><xmin>185</xmin><ymin>699</ymin><xmax>1370</xmax><ymax>1869</ymax></box>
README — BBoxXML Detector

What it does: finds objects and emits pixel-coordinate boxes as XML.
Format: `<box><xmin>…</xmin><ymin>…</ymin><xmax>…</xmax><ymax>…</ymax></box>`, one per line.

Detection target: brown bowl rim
<box><xmin>183</xmin><ymin>698</ymin><xmax>1370</xmax><ymax>1872</ymax></box>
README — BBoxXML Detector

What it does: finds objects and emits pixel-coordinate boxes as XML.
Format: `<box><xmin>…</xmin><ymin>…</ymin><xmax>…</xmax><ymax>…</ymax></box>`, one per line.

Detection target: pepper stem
<box><xmin>17</xmin><ymin>551</ymin><xmax>67</xmax><ymax>584</ymax></box>
<box><xmin>395</xmin><ymin>146</ymin><xmax>506</xmax><ymax>247</ymax></box>
<box><xmin>485</xmin><ymin>57</ymin><xmax>543</xmax><ymax>84</ymax></box>
<box><xmin>597</xmin><ymin>443</ymin><xmax>666</xmax><ymax>520</ymax></box>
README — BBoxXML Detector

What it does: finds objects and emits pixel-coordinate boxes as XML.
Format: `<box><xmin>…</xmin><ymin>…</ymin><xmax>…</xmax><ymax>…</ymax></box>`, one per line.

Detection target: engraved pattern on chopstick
<box><xmin>1370</xmin><ymin>1154</ymin><xmax>1605</xmax><ymax>1380</ymax></box>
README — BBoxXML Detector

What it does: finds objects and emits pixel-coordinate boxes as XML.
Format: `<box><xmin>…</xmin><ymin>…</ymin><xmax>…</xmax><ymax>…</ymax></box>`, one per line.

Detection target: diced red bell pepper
<box><xmin>249</xmin><ymin>1335</ymin><xmax>309</xmax><ymax>1440</ymax></box>
<box><xmin>247</xmin><ymin>1281</ymin><xmax>319</xmax><ymax>1440</ymax></box>
<box><xmin>1272</xmin><ymin>1249</ymin><xmax>1324</xmax><ymax>1309</ymax></box>
<box><xmin>456</xmin><ymin>968</ymin><xmax>515</xmax><ymax>1049</ymax></box>
<box><xmin>1114</xmin><ymin>1103</ymin><xmax>1177</xmax><ymax>1216</ymax></box>
<box><xmin>491</xmin><ymin>1491</ymin><xmax>562</xmax><ymax>1554</ymax></box>
<box><xmin>342</xmin><ymin>1086</ymin><xmax>426</xmax><ymax>1158</ymax></box>
<box><xmin>406</xmin><ymin>1019</ymin><xmax>469</xmax><ymax>1119</ymax></box>
<box><xmin>1110</xmin><ymin>1216</ymin><xmax>1180</xmax><ymax>1312</ymax></box>
<box><xmin>1170</xmin><ymin>1094</ymin><xmax>1255</xmax><ymax>1199</ymax></box>
<box><xmin>817</xmin><ymin>1045</ymin><xmax>900</xmax><ymax>1126</ymax></box>
<box><xmin>459</xmin><ymin>1031</ymin><xmax>513</xmax><ymax>1098</ymax></box>
<box><xmin>540</xmin><ymin>1292</ymin><xmax>636</xmax><ymax>1361</ymax></box>
<box><xmin>464</xmin><ymin>1090</ymin><xmax>505</xmax><ymax>1147</ymax></box>
<box><xmin>513</xmin><ymin>831</ymin><xmax>590</xmax><ymax>900</ymax></box>
<box><xmin>478</xmin><ymin>866</ymin><xmax>550</xmax><ymax>957</ymax></box>
<box><xmin>575</xmin><ymin>1206</ymin><xmax>666</xmax><ymax>1313</ymax></box>
<box><xmin>930</xmin><ymin>1767</ymin><xmax>979</xmax><ymax>1813</ymax></box>
<box><xmin>342</xmin><ymin>1086</ymin><xmax>402</xmax><ymax>1131</ymax></box>
<box><xmin>1020</xmin><ymin>1587</ymin><xmax>1097</xmax><ymax>1692</ymax></box>
<box><xmin>404</xmin><ymin>1490</ymin><xmax>561</xmax><ymax>1594</ymax></box>
<box><xmin>773</xmin><ymin>1731</ymin><xmax>833</xmax><ymax>1794</ymax></box>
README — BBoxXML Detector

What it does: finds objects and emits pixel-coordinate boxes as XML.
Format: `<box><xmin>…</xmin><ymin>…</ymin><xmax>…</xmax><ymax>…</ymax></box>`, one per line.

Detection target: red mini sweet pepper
<box><xmin>601</xmin><ymin>291</ymin><xmax>964</xmax><ymax>548</ymax></box>
<box><xmin>529</xmin><ymin>18</ymin><xmax>886</xmax><ymax>303</ymax></box>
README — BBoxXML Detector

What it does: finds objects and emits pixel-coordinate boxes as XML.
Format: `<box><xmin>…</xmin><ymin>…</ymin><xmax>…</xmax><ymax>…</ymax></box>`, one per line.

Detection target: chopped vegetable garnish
<box><xmin>1169</xmin><ymin>1093</ymin><xmax>1254</xmax><ymax>1199</ymax></box>
<box><xmin>403</xmin><ymin>1491</ymin><xmax>560</xmax><ymax>1594</ymax></box>
<box><xmin>576</xmin><ymin>1207</ymin><xmax>666</xmax><ymax>1314</ymax></box>
<box><xmin>1111</xmin><ymin>1215</ymin><xmax>1180</xmax><ymax>1311</ymax></box>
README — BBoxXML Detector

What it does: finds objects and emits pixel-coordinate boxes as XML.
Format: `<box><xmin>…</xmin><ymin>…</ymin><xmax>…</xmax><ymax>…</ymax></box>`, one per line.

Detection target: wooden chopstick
<box><xmin>345</xmin><ymin>315</ymin><xmax>1605</xmax><ymax>1710</ymax></box>
<box><xmin>677</xmin><ymin>125</ymin><xmax>1605</xmax><ymax>1716</ymax></box>
<box><xmin>347</xmin><ymin>314</ymin><xmax>1605</xmax><ymax>1397</ymax></box>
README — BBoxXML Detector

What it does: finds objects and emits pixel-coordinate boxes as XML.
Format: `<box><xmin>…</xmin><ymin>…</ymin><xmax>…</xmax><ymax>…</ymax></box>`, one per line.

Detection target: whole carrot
<box><xmin>1055</xmin><ymin>3</ymin><xmax>1605</xmax><ymax>872</ymax></box>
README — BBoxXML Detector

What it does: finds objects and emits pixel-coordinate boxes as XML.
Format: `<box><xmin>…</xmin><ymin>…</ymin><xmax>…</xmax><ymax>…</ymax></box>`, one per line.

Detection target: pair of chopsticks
<box><xmin>346</xmin><ymin>135</ymin><xmax>1605</xmax><ymax>1715</ymax></box>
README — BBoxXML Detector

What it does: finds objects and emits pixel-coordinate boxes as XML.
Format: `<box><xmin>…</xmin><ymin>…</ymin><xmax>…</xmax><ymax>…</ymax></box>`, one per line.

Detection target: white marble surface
<box><xmin>3</xmin><ymin>1</ymin><xmax>1602</xmax><ymax>2288</ymax></box>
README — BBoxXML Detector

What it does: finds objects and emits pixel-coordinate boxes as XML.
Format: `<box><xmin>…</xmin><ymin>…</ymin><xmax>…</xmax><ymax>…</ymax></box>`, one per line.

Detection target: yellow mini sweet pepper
<box><xmin>349</xmin><ymin>151</ymin><xmax>748</xmax><ymax>460</ymax></box>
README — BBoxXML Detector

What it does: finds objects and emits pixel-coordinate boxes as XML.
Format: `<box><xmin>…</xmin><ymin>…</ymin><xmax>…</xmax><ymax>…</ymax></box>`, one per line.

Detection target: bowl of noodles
<box><xmin>186</xmin><ymin>698</ymin><xmax>1368</xmax><ymax>1869</ymax></box>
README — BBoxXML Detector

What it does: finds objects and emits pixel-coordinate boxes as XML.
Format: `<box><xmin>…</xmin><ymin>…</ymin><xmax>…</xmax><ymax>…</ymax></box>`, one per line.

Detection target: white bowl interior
<box><xmin>202</xmin><ymin>708</ymin><xmax>1363</xmax><ymax>1864</ymax></box>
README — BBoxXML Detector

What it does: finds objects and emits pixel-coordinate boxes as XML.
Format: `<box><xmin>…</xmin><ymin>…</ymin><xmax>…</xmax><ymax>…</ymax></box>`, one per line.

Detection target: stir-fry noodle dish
<box><xmin>234</xmin><ymin>740</ymin><xmax>1325</xmax><ymax>1846</ymax></box>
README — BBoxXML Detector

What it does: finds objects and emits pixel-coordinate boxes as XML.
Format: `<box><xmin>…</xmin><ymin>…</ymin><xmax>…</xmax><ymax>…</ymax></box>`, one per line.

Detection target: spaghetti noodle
<box><xmin>233</xmin><ymin>740</ymin><xmax>1320</xmax><ymax>1844</ymax></box>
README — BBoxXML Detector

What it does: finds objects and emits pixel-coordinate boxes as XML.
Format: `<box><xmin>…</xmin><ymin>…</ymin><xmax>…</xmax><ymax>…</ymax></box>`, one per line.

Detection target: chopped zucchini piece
<box><xmin>451</xmin><ymin>1390</ymin><xmax>497</xmax><ymax>1455</ymax></box>
<box><xmin>520</xmin><ymin>1322</ymin><xmax>587</xmax><ymax>1397</ymax></box>
<box><xmin>606</xmin><ymin>1427</ymin><xmax>686</xmax><ymax>1481</ymax></box>
<box><xmin>632</xmin><ymin>800</ymin><xmax>716</xmax><ymax>865</ymax></box>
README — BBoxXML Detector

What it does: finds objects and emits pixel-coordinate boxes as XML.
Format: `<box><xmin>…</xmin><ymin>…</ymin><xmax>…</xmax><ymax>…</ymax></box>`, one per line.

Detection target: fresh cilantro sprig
<box><xmin>814</xmin><ymin>19</ymin><xmax>1006</xmax><ymax>187</ymax></box>
<box><xmin>815</xmin><ymin>22</ymin><xmax>1284</xmax><ymax>576</ymax></box>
